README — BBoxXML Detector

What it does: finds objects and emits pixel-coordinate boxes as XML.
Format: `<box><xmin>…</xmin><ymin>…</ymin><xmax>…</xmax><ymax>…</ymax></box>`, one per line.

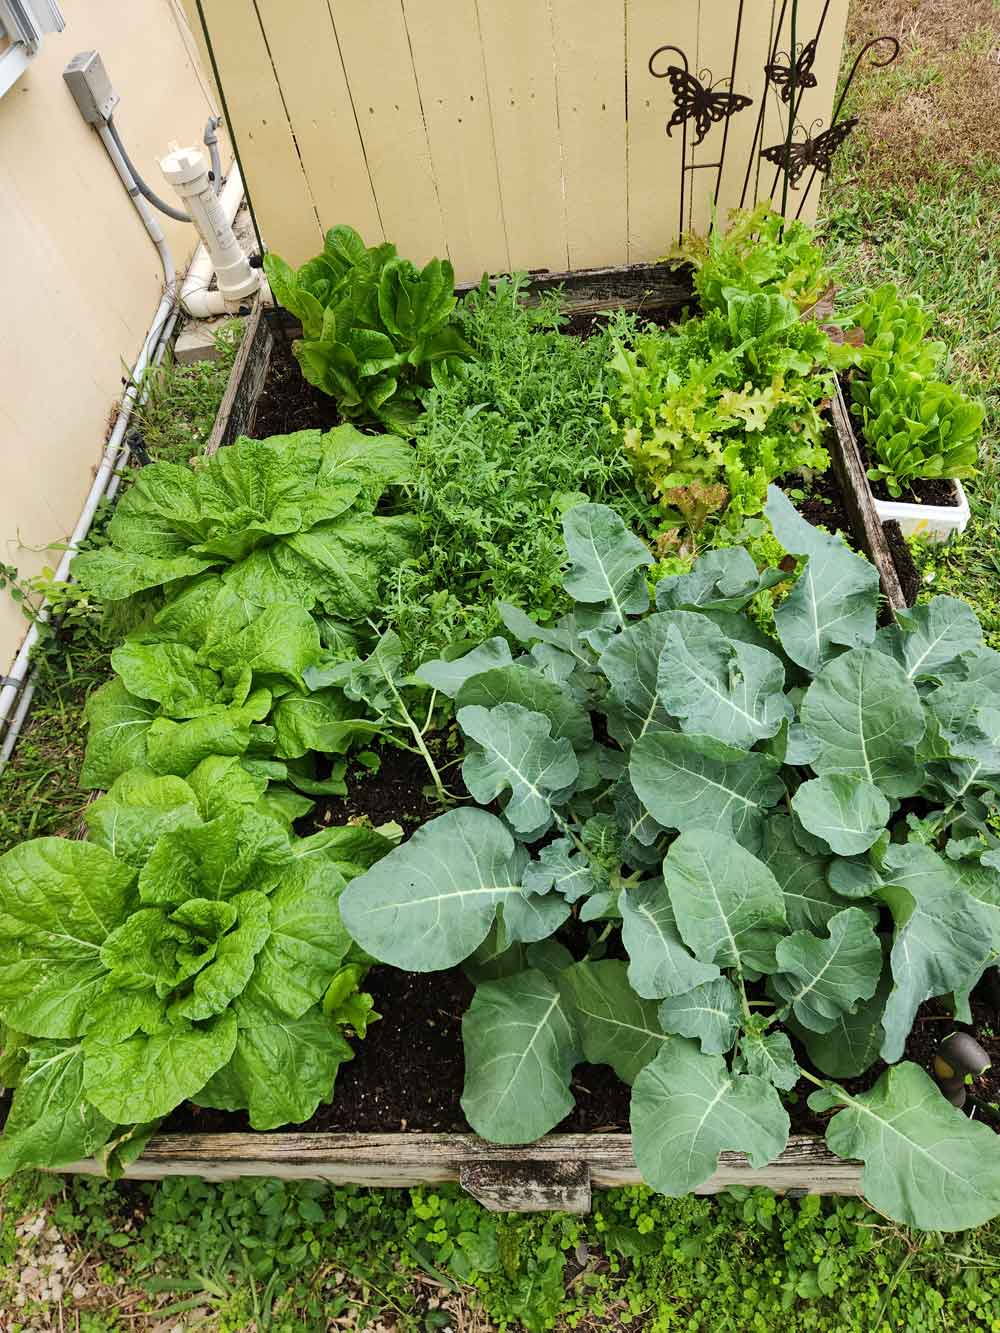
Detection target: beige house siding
<box><xmin>0</xmin><ymin>0</ymin><xmax>222</xmax><ymax>667</ymax></box>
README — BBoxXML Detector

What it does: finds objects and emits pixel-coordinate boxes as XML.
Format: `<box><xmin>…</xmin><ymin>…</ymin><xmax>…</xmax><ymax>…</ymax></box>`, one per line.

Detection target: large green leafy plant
<box><xmin>0</xmin><ymin>766</ymin><xmax>395</xmax><ymax>1177</ymax></box>
<box><xmin>671</xmin><ymin>203</ymin><xmax>833</xmax><ymax>313</ymax></box>
<box><xmin>264</xmin><ymin>225</ymin><xmax>472</xmax><ymax>435</ymax></box>
<box><xmin>854</xmin><ymin>373</ymin><xmax>983</xmax><ymax>498</ymax></box>
<box><xmin>606</xmin><ymin>291</ymin><xmax>846</xmax><ymax>521</ymax></box>
<box><xmin>73</xmin><ymin>427</ymin><xmax>414</xmax><ymax>792</ymax></box>
<box><xmin>846</xmin><ymin>283</ymin><xmax>983</xmax><ymax>498</ymax></box>
<box><xmin>341</xmin><ymin>493</ymin><xmax>1000</xmax><ymax>1231</ymax></box>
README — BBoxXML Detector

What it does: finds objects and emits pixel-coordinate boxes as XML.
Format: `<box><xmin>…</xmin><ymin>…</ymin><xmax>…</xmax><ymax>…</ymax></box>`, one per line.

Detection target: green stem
<box><xmin>797</xmin><ymin>1067</ymin><xmax>827</xmax><ymax>1090</ymax></box>
<box><xmin>390</xmin><ymin>688</ymin><xmax>449</xmax><ymax>803</ymax></box>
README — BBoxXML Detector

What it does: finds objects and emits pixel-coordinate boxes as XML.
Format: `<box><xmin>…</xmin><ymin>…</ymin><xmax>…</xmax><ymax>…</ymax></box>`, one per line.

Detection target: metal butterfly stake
<box><xmin>649</xmin><ymin>35</ymin><xmax>752</xmax><ymax>235</ymax></box>
<box><xmin>650</xmin><ymin>0</ymin><xmax>900</xmax><ymax>237</ymax></box>
<box><xmin>764</xmin><ymin>34</ymin><xmax>901</xmax><ymax>219</ymax></box>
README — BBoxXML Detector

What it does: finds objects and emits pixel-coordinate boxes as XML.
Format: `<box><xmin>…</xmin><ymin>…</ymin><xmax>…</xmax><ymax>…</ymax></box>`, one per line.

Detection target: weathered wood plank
<box><xmin>828</xmin><ymin>378</ymin><xmax>907</xmax><ymax>613</ymax></box>
<box><xmin>204</xmin><ymin>295</ymin><xmax>272</xmax><ymax>457</ymax></box>
<box><xmin>58</xmin><ymin>1132</ymin><xmax>863</xmax><ymax>1198</ymax></box>
<box><xmin>461</xmin><ymin>1160</ymin><xmax>592</xmax><ymax>1213</ymax></box>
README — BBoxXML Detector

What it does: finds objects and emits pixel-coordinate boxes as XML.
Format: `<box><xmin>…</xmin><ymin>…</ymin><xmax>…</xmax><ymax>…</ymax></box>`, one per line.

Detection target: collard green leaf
<box><xmin>339</xmin><ymin>809</ymin><xmax>527</xmax><ymax>971</ymax></box>
<box><xmin>599</xmin><ymin>613</ymin><xmax>678</xmax><ymax>746</ymax></box>
<box><xmin>83</xmin><ymin>1011</ymin><xmax>237</xmax><ymax>1123</ymax></box>
<box><xmin>787</xmin><ymin>966</ymin><xmax>890</xmax><ymax>1078</ymax></box>
<box><xmin>461</xmin><ymin>969</ymin><xmax>581</xmax><ymax>1143</ymax></box>
<box><xmin>463</xmin><ymin>920</ymin><xmax>529</xmax><ymax>985</ymax></box>
<box><xmin>759</xmin><ymin>815</ymin><xmax>852</xmax><ymax>933</ymax></box>
<box><xmin>656</xmin><ymin>612</ymin><xmax>792</xmax><ymax>748</ymax></box>
<box><xmin>657</xmin><ymin>978</ymin><xmax>741</xmax><ymax>1054</ymax></box>
<box><xmin>619</xmin><ymin>879</ymin><xmax>719</xmax><ymax>1000</ymax></box>
<box><xmin>790</xmin><ymin>775</ymin><xmax>890</xmax><ymax>856</ymax></box>
<box><xmin>0</xmin><ymin>839</ymin><xmax>135</xmax><ymax>1039</ymax></box>
<box><xmin>629</xmin><ymin>732</ymin><xmax>784</xmax><ymax>852</ymax></box>
<box><xmin>416</xmin><ymin>639</ymin><xmax>514</xmax><ymax>697</ymax></box>
<box><xmin>801</xmin><ymin>647</ymin><xmax>925</xmax><ymax>797</ymax></box>
<box><xmin>875</xmin><ymin>843</ymin><xmax>996</xmax><ymax>1062</ymax></box>
<box><xmin>559</xmin><ymin>959</ymin><xmax>665</xmax><ymax>1084</ymax></box>
<box><xmin>663</xmin><ymin>831</ymin><xmax>787</xmax><ymax>974</ymax></box>
<box><xmin>771</xmin><ymin>907</ymin><xmax>882</xmax><ymax>1033</ymax></box>
<box><xmin>764</xmin><ymin>485</ymin><xmax>879</xmax><ymax>673</ymax></box>
<box><xmin>522</xmin><ymin>838</ymin><xmax>602</xmax><ymax>903</ymax></box>
<box><xmin>561</xmin><ymin>503</ymin><xmax>652</xmax><ymax>623</ymax></box>
<box><xmin>631</xmin><ymin>1038</ymin><xmax>789</xmax><ymax>1195</ymax></box>
<box><xmin>814</xmin><ymin>1064</ymin><xmax>1000</xmax><ymax>1230</ymax></box>
<box><xmin>456</xmin><ymin>664</ymin><xmax>593</xmax><ymax>752</ymax></box>
<box><xmin>734</xmin><ymin>1029</ymin><xmax>798</xmax><ymax>1090</ymax></box>
<box><xmin>458</xmin><ymin>703</ymin><xmax>578</xmax><ymax>836</ymax></box>
<box><xmin>81</xmin><ymin>680</ymin><xmax>158</xmax><ymax>791</ymax></box>
<box><xmin>0</xmin><ymin>1042</ymin><xmax>113</xmax><ymax>1177</ymax></box>
<box><xmin>877</xmin><ymin>596</ymin><xmax>984</xmax><ymax>683</ymax></box>
<box><xmin>85</xmin><ymin>771</ymin><xmax>202</xmax><ymax>868</ymax></box>
<box><xmin>654</xmin><ymin>547</ymin><xmax>784</xmax><ymax>614</ymax></box>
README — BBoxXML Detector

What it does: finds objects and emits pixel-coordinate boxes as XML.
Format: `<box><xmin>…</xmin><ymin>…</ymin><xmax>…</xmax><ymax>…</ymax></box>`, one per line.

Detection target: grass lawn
<box><xmin>3</xmin><ymin>2</ymin><xmax>1000</xmax><ymax>1328</ymax></box>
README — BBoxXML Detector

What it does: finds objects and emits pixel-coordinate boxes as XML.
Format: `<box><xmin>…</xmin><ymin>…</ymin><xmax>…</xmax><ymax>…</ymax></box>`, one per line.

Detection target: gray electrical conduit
<box><xmin>104</xmin><ymin>114</ymin><xmax>225</xmax><ymax>227</ymax></box>
<box><xmin>0</xmin><ymin>126</ymin><xmax>183</xmax><ymax>768</ymax></box>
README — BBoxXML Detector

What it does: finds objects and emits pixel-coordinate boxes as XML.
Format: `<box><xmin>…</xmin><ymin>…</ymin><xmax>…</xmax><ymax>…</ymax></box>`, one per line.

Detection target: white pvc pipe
<box><xmin>172</xmin><ymin>160</ymin><xmax>269</xmax><ymax>318</ymax></box>
<box><xmin>0</xmin><ymin>126</ymin><xmax>182</xmax><ymax>765</ymax></box>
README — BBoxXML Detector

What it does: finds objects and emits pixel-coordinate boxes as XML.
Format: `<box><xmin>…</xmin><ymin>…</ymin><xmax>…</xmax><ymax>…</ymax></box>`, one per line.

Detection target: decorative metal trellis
<box><xmin>649</xmin><ymin>0</ymin><xmax>900</xmax><ymax>235</ymax></box>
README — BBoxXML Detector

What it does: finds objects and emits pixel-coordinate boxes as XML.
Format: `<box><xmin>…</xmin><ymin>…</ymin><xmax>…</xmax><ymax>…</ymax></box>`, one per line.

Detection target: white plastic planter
<box><xmin>871</xmin><ymin>479</ymin><xmax>970</xmax><ymax>543</ymax></box>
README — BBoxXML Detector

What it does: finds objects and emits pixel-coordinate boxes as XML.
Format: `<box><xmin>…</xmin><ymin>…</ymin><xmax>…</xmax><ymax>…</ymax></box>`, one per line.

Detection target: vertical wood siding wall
<box><xmin>183</xmin><ymin>0</ymin><xmax>848</xmax><ymax>280</ymax></box>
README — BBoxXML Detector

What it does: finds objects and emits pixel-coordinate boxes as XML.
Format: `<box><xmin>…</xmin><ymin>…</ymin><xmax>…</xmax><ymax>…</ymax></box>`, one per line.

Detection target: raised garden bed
<box><xmin>40</xmin><ymin>263</ymin><xmax>955</xmax><ymax>1211</ymax></box>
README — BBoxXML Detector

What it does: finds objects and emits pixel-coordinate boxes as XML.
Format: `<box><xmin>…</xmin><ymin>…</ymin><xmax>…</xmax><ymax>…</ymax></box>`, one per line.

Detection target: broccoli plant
<box><xmin>341</xmin><ymin>492</ymin><xmax>1000</xmax><ymax>1232</ymax></box>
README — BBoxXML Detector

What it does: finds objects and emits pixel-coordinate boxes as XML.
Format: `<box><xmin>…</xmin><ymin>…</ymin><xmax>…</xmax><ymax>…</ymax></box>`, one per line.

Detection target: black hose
<box><xmin>106</xmin><ymin>117</ymin><xmax>192</xmax><ymax>224</ymax></box>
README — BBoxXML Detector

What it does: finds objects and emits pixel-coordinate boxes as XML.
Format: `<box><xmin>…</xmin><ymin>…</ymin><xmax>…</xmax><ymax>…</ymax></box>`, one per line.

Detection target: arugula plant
<box><xmin>264</xmin><ymin>225</ymin><xmax>472</xmax><ymax>435</ymax></box>
<box><xmin>670</xmin><ymin>203</ymin><xmax>833</xmax><ymax>313</ymax></box>
<box><xmin>0</xmin><ymin>765</ymin><xmax>396</xmax><ymax>1178</ymax></box>
<box><xmin>73</xmin><ymin>426</ymin><xmax>413</xmax><ymax>792</ymax></box>
<box><xmin>387</xmin><ymin>275</ymin><xmax>658</xmax><ymax>661</ymax></box>
<box><xmin>606</xmin><ymin>290</ymin><xmax>848</xmax><ymax>522</ymax></box>
<box><xmin>341</xmin><ymin>493</ymin><xmax>1000</xmax><ymax>1232</ymax></box>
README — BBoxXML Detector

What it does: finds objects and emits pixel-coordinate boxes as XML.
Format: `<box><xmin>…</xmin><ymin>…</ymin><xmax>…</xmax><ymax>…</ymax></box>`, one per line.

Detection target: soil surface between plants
<box><xmin>251</xmin><ymin>328</ymin><xmax>344</xmax><ymax>438</ymax></box>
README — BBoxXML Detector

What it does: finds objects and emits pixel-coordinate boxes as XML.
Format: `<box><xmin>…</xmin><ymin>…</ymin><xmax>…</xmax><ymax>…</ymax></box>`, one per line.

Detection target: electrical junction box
<box><xmin>63</xmin><ymin>49</ymin><xmax>119</xmax><ymax>124</ymax></box>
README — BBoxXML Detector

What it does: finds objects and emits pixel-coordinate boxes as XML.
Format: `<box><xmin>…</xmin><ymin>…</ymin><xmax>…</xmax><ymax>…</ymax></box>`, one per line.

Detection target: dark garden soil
<box><xmin>852</xmin><ymin>425</ymin><xmax>959</xmax><ymax>508</ymax></box>
<box><xmin>160</xmin><ymin>967</ymin><xmax>1000</xmax><ymax>1141</ymax></box>
<box><xmin>883</xmin><ymin>519</ymin><xmax>921</xmax><ymax>605</ymax></box>
<box><xmin>785</xmin><ymin>465</ymin><xmax>854</xmax><ymax>541</ymax></box>
<box><xmin>301</xmin><ymin>744</ymin><xmax>449</xmax><ymax>840</ymax></box>
<box><xmin>251</xmin><ymin>329</ymin><xmax>344</xmax><ymax>437</ymax></box>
